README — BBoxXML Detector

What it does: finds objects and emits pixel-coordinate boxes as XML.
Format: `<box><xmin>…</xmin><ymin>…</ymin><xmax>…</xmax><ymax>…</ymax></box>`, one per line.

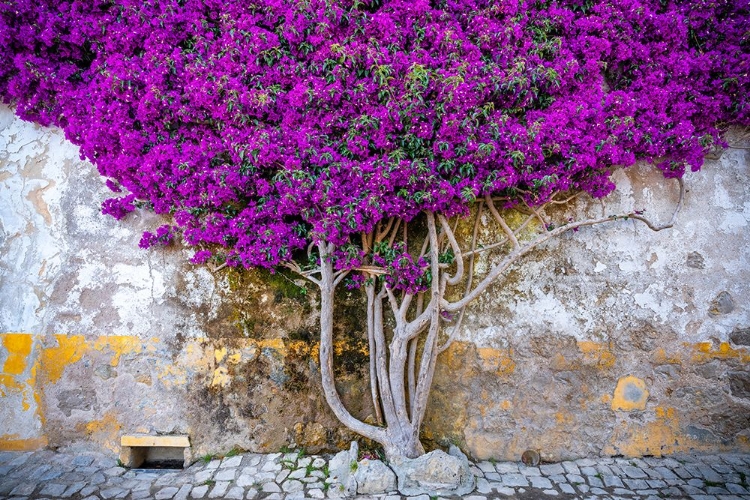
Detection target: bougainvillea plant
<box><xmin>1</xmin><ymin>0</ymin><xmax>748</xmax><ymax>458</ymax></box>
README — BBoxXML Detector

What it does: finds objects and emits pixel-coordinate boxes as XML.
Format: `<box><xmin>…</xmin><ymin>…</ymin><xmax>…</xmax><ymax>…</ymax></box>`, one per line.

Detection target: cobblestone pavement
<box><xmin>1</xmin><ymin>449</ymin><xmax>749</xmax><ymax>499</ymax></box>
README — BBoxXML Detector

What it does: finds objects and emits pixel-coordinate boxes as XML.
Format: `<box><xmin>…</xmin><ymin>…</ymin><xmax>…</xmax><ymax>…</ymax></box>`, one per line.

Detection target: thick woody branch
<box><xmin>438</xmin><ymin>215</ymin><xmax>464</xmax><ymax>286</ymax></box>
<box><xmin>442</xmin><ymin>178</ymin><xmax>685</xmax><ymax>312</ymax></box>
<box><xmin>486</xmin><ymin>194</ymin><xmax>519</xmax><ymax>249</ymax></box>
<box><xmin>438</xmin><ymin>202</ymin><xmax>483</xmax><ymax>353</ymax></box>
<box><xmin>316</xmin><ymin>242</ymin><xmax>386</xmax><ymax>443</ymax></box>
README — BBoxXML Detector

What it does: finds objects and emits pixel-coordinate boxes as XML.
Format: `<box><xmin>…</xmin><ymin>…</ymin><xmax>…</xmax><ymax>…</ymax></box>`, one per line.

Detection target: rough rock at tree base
<box><xmin>354</xmin><ymin>458</ymin><xmax>397</xmax><ymax>494</ymax></box>
<box><xmin>327</xmin><ymin>441</ymin><xmax>358</xmax><ymax>496</ymax></box>
<box><xmin>390</xmin><ymin>445</ymin><xmax>475</xmax><ymax>496</ymax></box>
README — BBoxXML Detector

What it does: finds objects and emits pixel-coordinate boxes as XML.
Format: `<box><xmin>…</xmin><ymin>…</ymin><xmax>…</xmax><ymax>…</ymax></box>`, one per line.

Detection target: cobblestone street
<box><xmin>1</xmin><ymin>449</ymin><xmax>749</xmax><ymax>499</ymax></box>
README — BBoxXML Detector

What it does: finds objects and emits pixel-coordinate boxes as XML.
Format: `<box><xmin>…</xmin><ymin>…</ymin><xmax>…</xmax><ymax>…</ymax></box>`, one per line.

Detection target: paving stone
<box><xmin>476</xmin><ymin>461</ymin><xmax>496</xmax><ymax>473</ymax></box>
<box><xmin>485</xmin><ymin>471</ymin><xmax>502</xmax><ymax>481</ymax></box>
<box><xmin>102</xmin><ymin>487</ymin><xmax>129</xmax><ymax>499</ymax></box>
<box><xmin>530</xmin><ymin>476</ymin><xmax>553</xmax><ymax>489</ymax></box>
<box><xmin>548</xmin><ymin>474</ymin><xmax>567</xmax><ymax>484</ymax></box>
<box><xmin>688</xmin><ymin>496</ymin><xmax>718</xmax><ymax>500</ymax></box>
<box><xmin>39</xmin><ymin>483</ymin><xmax>67</xmax><ymax>496</ymax></box>
<box><xmin>154</xmin><ymin>486</ymin><xmax>179</xmax><ymax>499</ymax></box>
<box><xmin>575</xmin><ymin>458</ymin><xmax>597</xmax><ymax>467</ymax></box>
<box><xmin>225</xmin><ymin>486</ymin><xmax>244</xmax><ymax>499</ymax></box>
<box><xmin>721</xmin><ymin>456</ymin><xmax>748</xmax><ymax>466</ymax></box>
<box><xmin>518</xmin><ymin>465</ymin><xmax>542</xmax><ymax>476</ymax></box>
<box><xmin>624</xmin><ymin>478</ymin><xmax>650</xmax><ymax>489</ymax></box>
<box><xmin>559</xmin><ymin>484</ymin><xmax>575</xmax><ymax>494</ymax></box>
<box><xmin>476</xmin><ymin>478</ymin><xmax>491</xmax><ymax>494</ymax></box>
<box><xmin>688</xmin><ymin>478</ymin><xmax>707</xmax><ymax>487</ymax></box>
<box><xmin>681</xmin><ymin>484</ymin><xmax>709</xmax><ymax>494</ymax></box>
<box><xmin>8</xmin><ymin>453</ymin><xmax>32</xmax><ymax>467</ymax></box>
<box><xmin>622</xmin><ymin>465</ymin><xmax>648</xmax><ymax>479</ymax></box>
<box><xmin>562</xmin><ymin>462</ymin><xmax>581</xmax><ymax>475</ymax></box>
<box><xmin>234</xmin><ymin>454</ymin><xmax>253</xmax><ymax>468</ymax></box>
<box><xmin>674</xmin><ymin>467</ymin><xmax>694</xmax><ymax>479</ymax></box>
<box><xmin>586</xmin><ymin>475</ymin><xmax>604</xmax><ymax>488</ymax></box>
<box><xmin>288</xmin><ymin>467</ymin><xmax>307</xmax><ymax>479</ymax></box>
<box><xmin>214</xmin><ymin>468</ymin><xmax>236</xmax><ymax>481</ymax></box>
<box><xmin>221</xmin><ymin>456</ymin><xmax>243</xmax><ymax>468</ymax></box>
<box><xmin>540</xmin><ymin>463</ymin><xmax>565</xmax><ymax>476</ymax></box>
<box><xmin>245</xmin><ymin>487</ymin><xmax>259</xmax><ymax>499</ymax></box>
<box><xmin>596</xmin><ymin>464</ymin><xmax>613</xmax><ymax>475</ymax></box>
<box><xmin>543</xmin><ymin>489</ymin><xmax>559</xmax><ymax>495</ymax></box>
<box><xmin>464</xmin><ymin>496</ymin><xmax>488</xmax><ymax>500</ymax></box>
<box><xmin>661</xmin><ymin>486</ymin><xmax>684</xmax><ymax>497</ymax></box>
<box><xmin>470</xmin><ymin>465</ymin><xmax>485</xmax><ymax>477</ymax></box>
<box><xmin>131</xmin><ymin>490</ymin><xmax>153</xmax><ymax>499</ymax></box>
<box><xmin>603</xmin><ymin>474</ymin><xmax>625</xmax><ymax>488</ymax></box>
<box><xmin>9</xmin><ymin>484</ymin><xmax>36</xmax><ymax>496</ymax></box>
<box><xmin>496</xmin><ymin>486</ymin><xmax>515</xmax><ymax>496</ymax></box>
<box><xmin>590</xmin><ymin>487</ymin><xmax>609</xmax><ymax>495</ymax></box>
<box><xmin>613</xmin><ymin>487</ymin><xmax>635</xmax><ymax>495</ymax></box>
<box><xmin>706</xmin><ymin>486</ymin><xmax>730</xmax><ymax>495</ymax></box>
<box><xmin>205</xmin><ymin>459</ymin><xmax>221</xmax><ymax>469</ymax></box>
<box><xmin>254</xmin><ymin>471</ymin><xmax>277</xmax><ymax>482</ymax></box>
<box><xmin>261</xmin><ymin>460</ymin><xmax>282</xmax><ymax>473</ymax></box>
<box><xmin>647</xmin><ymin>478</ymin><xmax>667</xmax><ymax>488</ymax></box>
<box><xmin>80</xmin><ymin>486</ymin><xmax>98</xmax><ymax>497</ymax></box>
<box><xmin>566</xmin><ymin>473</ymin><xmax>585</xmax><ymax>485</ymax></box>
<box><xmin>496</xmin><ymin>463</ymin><xmax>520</xmax><ymax>474</ymax></box>
<box><xmin>579</xmin><ymin>466</ymin><xmax>597</xmax><ymax>476</ymax></box>
<box><xmin>207</xmin><ymin>481</ymin><xmax>230</xmax><ymax>498</ymax></box>
<box><xmin>190</xmin><ymin>485</ymin><xmax>209</xmax><ymax>498</ymax></box>
<box><xmin>61</xmin><ymin>481</ymin><xmax>86</xmax><ymax>497</ymax></box>
<box><xmin>104</xmin><ymin>466</ymin><xmax>126</xmax><ymax>477</ymax></box>
<box><xmin>174</xmin><ymin>483</ymin><xmax>192</xmax><ymax>500</ymax></box>
<box><xmin>711</xmin><ymin>464</ymin><xmax>734</xmax><ymax>474</ymax></box>
<box><xmin>635</xmin><ymin>489</ymin><xmax>660</xmax><ymax>495</ymax></box>
<box><xmin>194</xmin><ymin>470</ymin><xmax>214</xmax><ymax>483</ymax></box>
<box><xmin>726</xmin><ymin>483</ymin><xmax>749</xmax><ymax>494</ymax></box>
<box><xmin>261</xmin><ymin>482</ymin><xmax>282</xmax><ymax>493</ymax></box>
<box><xmin>501</xmin><ymin>473</ymin><xmax>529</xmax><ymax>487</ymax></box>
<box><xmin>237</xmin><ymin>473</ymin><xmax>259</xmax><ymax>487</ymax></box>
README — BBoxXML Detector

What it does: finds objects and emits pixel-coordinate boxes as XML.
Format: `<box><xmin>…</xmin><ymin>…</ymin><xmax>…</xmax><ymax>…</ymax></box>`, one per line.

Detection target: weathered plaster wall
<box><xmin>1</xmin><ymin>105</ymin><xmax>748</xmax><ymax>460</ymax></box>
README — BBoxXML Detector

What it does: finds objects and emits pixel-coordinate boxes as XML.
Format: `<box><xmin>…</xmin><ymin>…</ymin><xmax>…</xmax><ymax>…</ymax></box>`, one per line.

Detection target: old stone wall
<box><xmin>1</xmin><ymin>105</ymin><xmax>748</xmax><ymax>460</ymax></box>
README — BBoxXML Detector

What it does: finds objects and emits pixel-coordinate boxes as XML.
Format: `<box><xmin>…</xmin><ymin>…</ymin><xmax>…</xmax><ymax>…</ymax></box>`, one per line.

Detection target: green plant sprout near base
<box><xmin>739</xmin><ymin>471</ymin><xmax>747</xmax><ymax>487</ymax></box>
<box><xmin>201</xmin><ymin>479</ymin><xmax>216</xmax><ymax>487</ymax></box>
<box><xmin>350</xmin><ymin>460</ymin><xmax>358</xmax><ymax>472</ymax></box>
<box><xmin>200</xmin><ymin>454</ymin><xmax>215</xmax><ymax>464</ymax></box>
<box><xmin>225</xmin><ymin>446</ymin><xmax>243</xmax><ymax>458</ymax></box>
<box><xmin>704</xmin><ymin>480</ymin><xmax>724</xmax><ymax>488</ymax></box>
<box><xmin>116</xmin><ymin>459</ymin><xmax>127</xmax><ymax>468</ymax></box>
<box><xmin>306</xmin><ymin>463</ymin><xmax>315</xmax><ymax>476</ymax></box>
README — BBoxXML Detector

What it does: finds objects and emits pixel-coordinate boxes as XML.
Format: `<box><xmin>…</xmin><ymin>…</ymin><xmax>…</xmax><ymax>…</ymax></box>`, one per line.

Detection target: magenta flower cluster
<box><xmin>1</xmin><ymin>0</ymin><xmax>748</xmax><ymax>276</ymax></box>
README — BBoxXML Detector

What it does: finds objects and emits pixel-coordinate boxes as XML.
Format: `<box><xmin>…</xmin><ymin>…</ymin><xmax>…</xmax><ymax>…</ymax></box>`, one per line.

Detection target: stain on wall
<box><xmin>1</xmin><ymin>106</ymin><xmax>748</xmax><ymax>460</ymax></box>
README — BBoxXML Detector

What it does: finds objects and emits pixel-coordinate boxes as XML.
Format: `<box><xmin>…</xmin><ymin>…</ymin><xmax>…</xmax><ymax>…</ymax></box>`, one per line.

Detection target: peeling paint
<box><xmin>1</xmin><ymin>105</ymin><xmax>750</xmax><ymax>459</ymax></box>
